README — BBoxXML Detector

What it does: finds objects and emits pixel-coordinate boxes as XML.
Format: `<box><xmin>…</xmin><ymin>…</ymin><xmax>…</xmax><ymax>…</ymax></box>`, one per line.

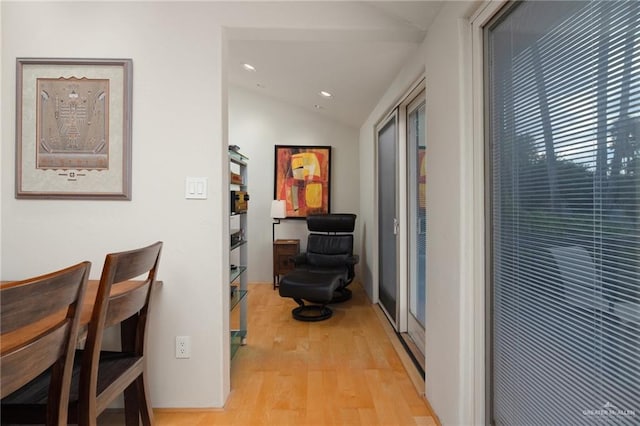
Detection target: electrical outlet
<box><xmin>175</xmin><ymin>336</ymin><xmax>191</xmax><ymax>359</ymax></box>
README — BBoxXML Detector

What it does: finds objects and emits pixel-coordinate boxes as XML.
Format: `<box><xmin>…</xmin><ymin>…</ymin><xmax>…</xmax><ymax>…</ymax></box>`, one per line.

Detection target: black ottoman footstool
<box><xmin>278</xmin><ymin>270</ymin><xmax>343</xmax><ymax>321</ymax></box>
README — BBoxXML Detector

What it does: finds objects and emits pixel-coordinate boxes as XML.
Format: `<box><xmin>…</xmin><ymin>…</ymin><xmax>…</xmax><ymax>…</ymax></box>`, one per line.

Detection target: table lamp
<box><xmin>271</xmin><ymin>200</ymin><xmax>287</xmax><ymax>241</ymax></box>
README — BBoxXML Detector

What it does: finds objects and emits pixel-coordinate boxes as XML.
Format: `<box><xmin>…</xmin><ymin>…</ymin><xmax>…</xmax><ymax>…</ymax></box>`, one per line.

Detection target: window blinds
<box><xmin>487</xmin><ymin>1</ymin><xmax>640</xmax><ymax>425</ymax></box>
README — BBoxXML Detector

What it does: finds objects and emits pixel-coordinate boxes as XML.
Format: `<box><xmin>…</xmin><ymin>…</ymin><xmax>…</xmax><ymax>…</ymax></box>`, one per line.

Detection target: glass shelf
<box><xmin>230</xmin><ymin>240</ymin><xmax>247</xmax><ymax>251</ymax></box>
<box><xmin>230</xmin><ymin>329</ymin><xmax>247</xmax><ymax>358</ymax></box>
<box><xmin>228</xmin><ymin>150</ymin><xmax>248</xmax><ymax>166</ymax></box>
<box><xmin>229</xmin><ymin>147</ymin><xmax>248</xmax><ymax>363</ymax></box>
<box><xmin>230</xmin><ymin>289</ymin><xmax>248</xmax><ymax>310</ymax></box>
<box><xmin>230</xmin><ymin>265</ymin><xmax>247</xmax><ymax>283</ymax></box>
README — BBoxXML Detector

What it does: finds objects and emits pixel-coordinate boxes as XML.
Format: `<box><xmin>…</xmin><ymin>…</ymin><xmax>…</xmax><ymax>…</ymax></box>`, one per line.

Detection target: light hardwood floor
<box><xmin>100</xmin><ymin>282</ymin><xmax>439</xmax><ymax>425</ymax></box>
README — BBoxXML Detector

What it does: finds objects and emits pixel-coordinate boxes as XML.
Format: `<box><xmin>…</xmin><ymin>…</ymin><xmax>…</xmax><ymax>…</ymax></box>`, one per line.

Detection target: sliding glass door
<box><xmin>407</xmin><ymin>92</ymin><xmax>426</xmax><ymax>349</ymax></box>
<box><xmin>377</xmin><ymin>111</ymin><xmax>399</xmax><ymax>323</ymax></box>
<box><xmin>487</xmin><ymin>1</ymin><xmax>640</xmax><ymax>424</ymax></box>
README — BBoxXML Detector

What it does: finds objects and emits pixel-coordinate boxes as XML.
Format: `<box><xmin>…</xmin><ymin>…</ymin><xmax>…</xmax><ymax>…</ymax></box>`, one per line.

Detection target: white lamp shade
<box><xmin>270</xmin><ymin>200</ymin><xmax>287</xmax><ymax>219</ymax></box>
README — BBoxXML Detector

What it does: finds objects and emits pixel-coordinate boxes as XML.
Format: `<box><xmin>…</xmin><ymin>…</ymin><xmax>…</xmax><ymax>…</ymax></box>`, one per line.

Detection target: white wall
<box><xmin>358</xmin><ymin>2</ymin><xmax>481</xmax><ymax>425</ymax></box>
<box><xmin>228</xmin><ymin>85</ymin><xmax>360</xmax><ymax>283</ymax></box>
<box><xmin>1</xmin><ymin>0</ymin><xmax>383</xmax><ymax>410</ymax></box>
<box><xmin>2</xmin><ymin>0</ymin><xmax>485</xmax><ymax>419</ymax></box>
<box><xmin>1</xmin><ymin>1</ymin><xmax>230</xmax><ymax>407</ymax></box>
<box><xmin>423</xmin><ymin>3</ymin><xmax>476</xmax><ymax>425</ymax></box>
<box><xmin>0</xmin><ymin>2</ymin><xmax>3</xmax><ymax>283</ymax></box>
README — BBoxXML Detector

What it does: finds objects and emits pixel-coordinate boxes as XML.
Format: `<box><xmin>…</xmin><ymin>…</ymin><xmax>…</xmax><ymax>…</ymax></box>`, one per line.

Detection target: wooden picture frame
<box><xmin>274</xmin><ymin>145</ymin><xmax>331</xmax><ymax>218</ymax></box>
<box><xmin>15</xmin><ymin>58</ymin><xmax>133</xmax><ymax>200</ymax></box>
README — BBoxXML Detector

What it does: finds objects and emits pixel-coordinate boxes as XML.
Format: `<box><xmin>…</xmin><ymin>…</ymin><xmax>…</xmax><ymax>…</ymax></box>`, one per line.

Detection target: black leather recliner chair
<box><xmin>278</xmin><ymin>214</ymin><xmax>358</xmax><ymax>321</ymax></box>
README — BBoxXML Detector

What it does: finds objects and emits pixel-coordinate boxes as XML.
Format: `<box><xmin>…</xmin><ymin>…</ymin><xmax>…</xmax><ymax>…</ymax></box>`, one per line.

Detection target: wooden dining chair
<box><xmin>78</xmin><ymin>241</ymin><xmax>162</xmax><ymax>425</ymax></box>
<box><xmin>2</xmin><ymin>241</ymin><xmax>162</xmax><ymax>426</ymax></box>
<box><xmin>1</xmin><ymin>261</ymin><xmax>91</xmax><ymax>426</ymax></box>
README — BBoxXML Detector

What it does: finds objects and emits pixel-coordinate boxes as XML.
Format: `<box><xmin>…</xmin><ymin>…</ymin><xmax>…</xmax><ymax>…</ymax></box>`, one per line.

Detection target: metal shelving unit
<box><xmin>229</xmin><ymin>149</ymin><xmax>248</xmax><ymax>355</ymax></box>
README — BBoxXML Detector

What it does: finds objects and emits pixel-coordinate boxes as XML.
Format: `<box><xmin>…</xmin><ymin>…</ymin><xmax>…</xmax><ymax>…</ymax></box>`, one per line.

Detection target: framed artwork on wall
<box><xmin>15</xmin><ymin>58</ymin><xmax>133</xmax><ymax>200</ymax></box>
<box><xmin>274</xmin><ymin>145</ymin><xmax>331</xmax><ymax>218</ymax></box>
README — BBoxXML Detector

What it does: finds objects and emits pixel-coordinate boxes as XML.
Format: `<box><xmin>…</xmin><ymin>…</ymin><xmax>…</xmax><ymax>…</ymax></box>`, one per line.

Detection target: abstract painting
<box><xmin>274</xmin><ymin>145</ymin><xmax>331</xmax><ymax>218</ymax></box>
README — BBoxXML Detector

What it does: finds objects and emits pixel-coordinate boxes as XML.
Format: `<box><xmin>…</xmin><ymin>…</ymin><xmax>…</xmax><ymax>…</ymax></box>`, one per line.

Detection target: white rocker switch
<box><xmin>185</xmin><ymin>177</ymin><xmax>208</xmax><ymax>199</ymax></box>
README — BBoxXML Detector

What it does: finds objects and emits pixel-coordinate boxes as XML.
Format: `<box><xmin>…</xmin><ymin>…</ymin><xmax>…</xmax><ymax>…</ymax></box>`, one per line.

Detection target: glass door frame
<box><xmin>404</xmin><ymin>86</ymin><xmax>426</xmax><ymax>351</ymax></box>
<box><xmin>375</xmin><ymin>79</ymin><xmax>426</xmax><ymax>333</ymax></box>
<box><xmin>376</xmin><ymin>109</ymin><xmax>401</xmax><ymax>327</ymax></box>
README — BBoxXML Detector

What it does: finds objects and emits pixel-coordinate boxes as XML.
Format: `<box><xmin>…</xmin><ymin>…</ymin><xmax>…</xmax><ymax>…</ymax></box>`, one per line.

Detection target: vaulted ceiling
<box><xmin>227</xmin><ymin>1</ymin><xmax>443</xmax><ymax>128</ymax></box>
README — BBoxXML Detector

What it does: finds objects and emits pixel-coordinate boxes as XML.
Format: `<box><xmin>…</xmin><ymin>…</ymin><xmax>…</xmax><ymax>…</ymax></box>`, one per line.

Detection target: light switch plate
<box><xmin>185</xmin><ymin>177</ymin><xmax>207</xmax><ymax>199</ymax></box>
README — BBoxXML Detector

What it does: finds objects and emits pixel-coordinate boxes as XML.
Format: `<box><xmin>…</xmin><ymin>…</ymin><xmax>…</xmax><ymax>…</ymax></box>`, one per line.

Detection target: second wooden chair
<box><xmin>2</xmin><ymin>241</ymin><xmax>163</xmax><ymax>426</ymax></box>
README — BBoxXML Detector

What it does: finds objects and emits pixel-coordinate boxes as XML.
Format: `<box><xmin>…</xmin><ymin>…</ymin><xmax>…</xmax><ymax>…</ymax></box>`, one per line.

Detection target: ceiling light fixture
<box><xmin>242</xmin><ymin>63</ymin><xmax>256</xmax><ymax>72</ymax></box>
<box><xmin>319</xmin><ymin>91</ymin><xmax>332</xmax><ymax>98</ymax></box>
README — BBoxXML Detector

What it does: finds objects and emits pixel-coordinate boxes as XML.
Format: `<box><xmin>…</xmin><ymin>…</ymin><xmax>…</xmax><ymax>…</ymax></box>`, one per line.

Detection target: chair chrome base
<box><xmin>292</xmin><ymin>304</ymin><xmax>333</xmax><ymax>321</ymax></box>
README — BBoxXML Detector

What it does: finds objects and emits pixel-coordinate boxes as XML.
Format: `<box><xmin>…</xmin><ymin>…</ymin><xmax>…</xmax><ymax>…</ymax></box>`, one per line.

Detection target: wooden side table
<box><xmin>273</xmin><ymin>239</ymin><xmax>300</xmax><ymax>289</ymax></box>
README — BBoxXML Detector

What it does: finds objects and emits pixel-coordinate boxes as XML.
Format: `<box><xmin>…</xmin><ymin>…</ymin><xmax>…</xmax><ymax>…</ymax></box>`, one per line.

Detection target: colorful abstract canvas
<box><xmin>274</xmin><ymin>145</ymin><xmax>331</xmax><ymax>218</ymax></box>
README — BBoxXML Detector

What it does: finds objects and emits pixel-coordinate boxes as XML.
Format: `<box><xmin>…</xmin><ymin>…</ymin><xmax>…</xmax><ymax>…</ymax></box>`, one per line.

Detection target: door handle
<box><xmin>393</xmin><ymin>218</ymin><xmax>399</xmax><ymax>235</ymax></box>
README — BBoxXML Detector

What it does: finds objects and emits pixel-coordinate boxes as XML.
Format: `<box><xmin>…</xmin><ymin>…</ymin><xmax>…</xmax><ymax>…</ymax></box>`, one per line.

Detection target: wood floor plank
<box><xmin>100</xmin><ymin>282</ymin><xmax>439</xmax><ymax>425</ymax></box>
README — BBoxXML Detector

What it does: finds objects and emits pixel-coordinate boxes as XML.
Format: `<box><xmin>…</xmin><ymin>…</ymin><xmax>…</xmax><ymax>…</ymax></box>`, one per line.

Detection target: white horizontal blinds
<box><xmin>488</xmin><ymin>1</ymin><xmax>640</xmax><ymax>425</ymax></box>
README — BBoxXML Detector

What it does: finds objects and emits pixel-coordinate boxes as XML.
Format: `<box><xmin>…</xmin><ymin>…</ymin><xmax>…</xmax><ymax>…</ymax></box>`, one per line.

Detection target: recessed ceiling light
<box><xmin>242</xmin><ymin>63</ymin><xmax>256</xmax><ymax>72</ymax></box>
<box><xmin>319</xmin><ymin>91</ymin><xmax>332</xmax><ymax>98</ymax></box>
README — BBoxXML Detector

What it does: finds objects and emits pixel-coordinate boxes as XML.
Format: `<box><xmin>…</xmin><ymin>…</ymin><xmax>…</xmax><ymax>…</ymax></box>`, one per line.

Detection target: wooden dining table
<box><xmin>0</xmin><ymin>279</ymin><xmax>159</xmax><ymax>355</ymax></box>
